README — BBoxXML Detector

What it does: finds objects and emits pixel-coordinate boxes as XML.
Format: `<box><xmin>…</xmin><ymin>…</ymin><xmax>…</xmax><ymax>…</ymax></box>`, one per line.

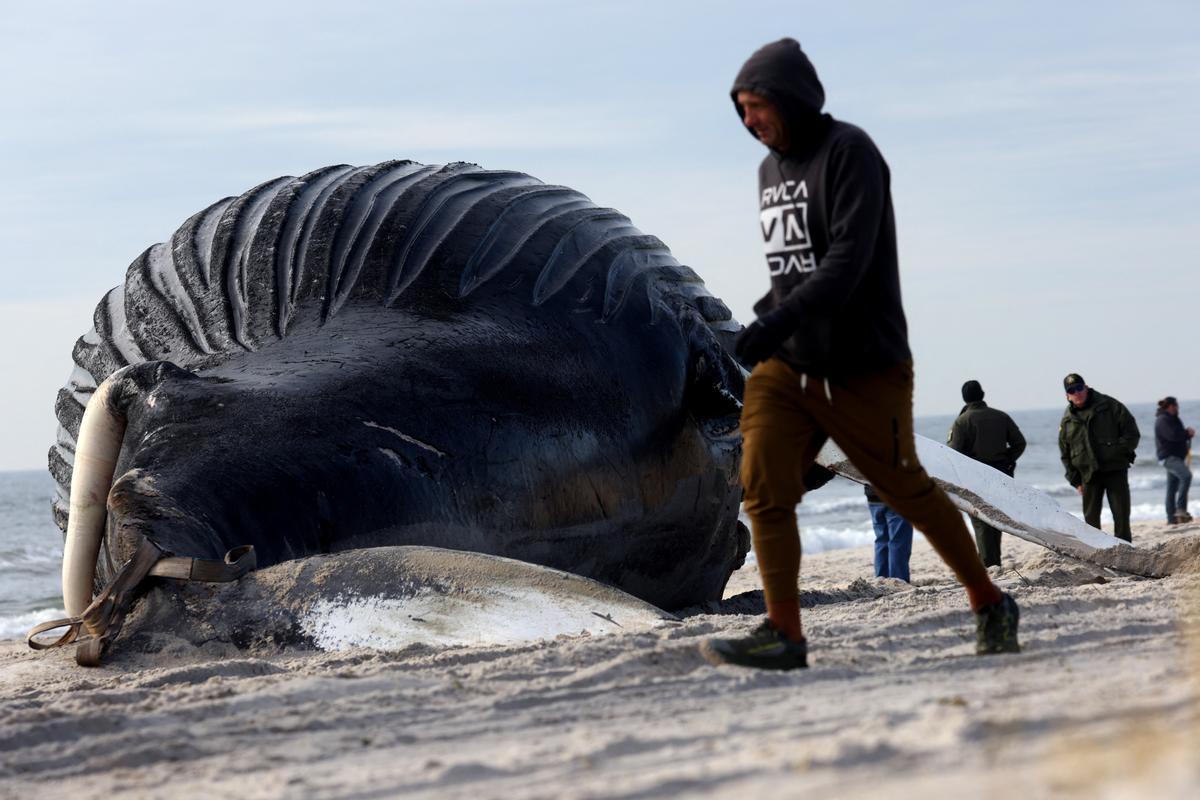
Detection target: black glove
<box><xmin>803</xmin><ymin>464</ymin><xmax>836</xmax><ymax>491</ymax></box>
<box><xmin>734</xmin><ymin>307</ymin><xmax>796</xmax><ymax>368</ymax></box>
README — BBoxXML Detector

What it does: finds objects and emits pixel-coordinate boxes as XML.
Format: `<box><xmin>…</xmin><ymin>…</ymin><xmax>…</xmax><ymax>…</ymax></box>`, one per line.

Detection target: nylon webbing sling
<box><xmin>27</xmin><ymin>538</ymin><xmax>255</xmax><ymax>666</ymax></box>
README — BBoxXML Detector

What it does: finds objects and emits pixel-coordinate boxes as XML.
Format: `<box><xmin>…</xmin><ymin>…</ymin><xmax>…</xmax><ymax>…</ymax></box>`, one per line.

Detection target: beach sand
<box><xmin>4</xmin><ymin>520</ymin><xmax>1200</xmax><ymax>799</ymax></box>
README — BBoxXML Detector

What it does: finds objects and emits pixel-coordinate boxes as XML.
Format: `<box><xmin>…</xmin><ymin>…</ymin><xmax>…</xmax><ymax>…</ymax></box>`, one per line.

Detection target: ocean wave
<box><xmin>0</xmin><ymin>540</ymin><xmax>63</xmax><ymax>570</ymax></box>
<box><xmin>1129</xmin><ymin>474</ymin><xmax>1167</xmax><ymax>491</ymax></box>
<box><xmin>738</xmin><ymin>508</ymin><xmax>876</xmax><ymax>556</ymax></box>
<box><xmin>796</xmin><ymin>496</ymin><xmax>872</xmax><ymax>516</ymax></box>
<box><xmin>745</xmin><ymin>525</ymin><xmax>875</xmax><ymax>562</ymax></box>
<box><xmin>800</xmin><ymin>525</ymin><xmax>875</xmax><ymax>554</ymax></box>
<box><xmin>1067</xmin><ymin>500</ymin><xmax>1199</xmax><ymax>525</ymax></box>
<box><xmin>0</xmin><ymin>606</ymin><xmax>66</xmax><ymax>642</ymax></box>
<box><xmin>1030</xmin><ymin>472</ymin><xmax>1166</xmax><ymax>496</ymax></box>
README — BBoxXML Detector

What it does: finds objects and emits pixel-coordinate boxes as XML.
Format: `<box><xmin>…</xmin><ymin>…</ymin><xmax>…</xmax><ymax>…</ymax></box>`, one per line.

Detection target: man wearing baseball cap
<box><xmin>1058</xmin><ymin>374</ymin><xmax>1140</xmax><ymax>541</ymax></box>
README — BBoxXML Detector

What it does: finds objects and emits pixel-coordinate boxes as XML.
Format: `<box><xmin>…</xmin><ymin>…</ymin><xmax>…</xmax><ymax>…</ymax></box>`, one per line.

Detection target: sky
<box><xmin>1</xmin><ymin>0</ymin><xmax>1197</xmax><ymax>471</ymax></box>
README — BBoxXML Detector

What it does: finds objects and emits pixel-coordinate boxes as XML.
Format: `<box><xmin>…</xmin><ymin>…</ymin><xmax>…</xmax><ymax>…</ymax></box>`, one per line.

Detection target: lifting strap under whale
<box><xmin>26</xmin><ymin>538</ymin><xmax>256</xmax><ymax>667</ymax></box>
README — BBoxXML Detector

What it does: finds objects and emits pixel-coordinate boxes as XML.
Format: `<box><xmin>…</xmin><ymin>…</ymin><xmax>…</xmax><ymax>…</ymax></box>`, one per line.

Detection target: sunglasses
<box><xmin>1066</xmin><ymin>384</ymin><xmax>1086</xmax><ymax>395</ymax></box>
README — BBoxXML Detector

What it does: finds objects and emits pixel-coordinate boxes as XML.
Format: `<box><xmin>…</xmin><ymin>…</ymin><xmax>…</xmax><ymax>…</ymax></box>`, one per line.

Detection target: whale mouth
<box><xmin>61</xmin><ymin>362</ymin><xmax>200</xmax><ymax>617</ymax></box>
<box><xmin>101</xmin><ymin>471</ymin><xmax>229</xmax><ymax>584</ymax></box>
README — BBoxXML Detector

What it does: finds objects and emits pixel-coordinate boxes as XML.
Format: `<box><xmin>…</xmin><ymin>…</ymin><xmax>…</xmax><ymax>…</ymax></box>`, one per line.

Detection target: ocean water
<box><xmin>0</xmin><ymin>470</ymin><xmax>65</xmax><ymax>639</ymax></box>
<box><xmin>2</xmin><ymin>401</ymin><xmax>1196</xmax><ymax>639</ymax></box>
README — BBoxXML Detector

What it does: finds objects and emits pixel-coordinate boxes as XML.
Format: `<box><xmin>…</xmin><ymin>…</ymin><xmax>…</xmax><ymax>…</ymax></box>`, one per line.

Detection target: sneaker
<box><xmin>975</xmin><ymin>592</ymin><xmax>1021</xmax><ymax>655</ymax></box>
<box><xmin>700</xmin><ymin>620</ymin><xmax>808</xmax><ymax>670</ymax></box>
<box><xmin>1175</xmin><ymin>511</ymin><xmax>1194</xmax><ymax>524</ymax></box>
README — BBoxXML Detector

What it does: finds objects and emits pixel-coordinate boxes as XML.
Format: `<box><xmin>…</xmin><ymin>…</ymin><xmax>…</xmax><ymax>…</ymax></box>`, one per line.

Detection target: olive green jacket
<box><xmin>947</xmin><ymin>401</ymin><xmax>1025</xmax><ymax>474</ymax></box>
<box><xmin>1058</xmin><ymin>389</ymin><xmax>1140</xmax><ymax>486</ymax></box>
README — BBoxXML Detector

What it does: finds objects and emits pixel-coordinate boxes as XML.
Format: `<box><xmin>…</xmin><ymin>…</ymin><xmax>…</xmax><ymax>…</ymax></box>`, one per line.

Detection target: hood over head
<box><xmin>731</xmin><ymin>37</ymin><xmax>830</xmax><ymax>154</ymax></box>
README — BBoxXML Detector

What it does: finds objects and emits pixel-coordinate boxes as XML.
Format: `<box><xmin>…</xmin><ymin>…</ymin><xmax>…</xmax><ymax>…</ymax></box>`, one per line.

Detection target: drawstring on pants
<box><xmin>799</xmin><ymin>372</ymin><xmax>834</xmax><ymax>406</ymax></box>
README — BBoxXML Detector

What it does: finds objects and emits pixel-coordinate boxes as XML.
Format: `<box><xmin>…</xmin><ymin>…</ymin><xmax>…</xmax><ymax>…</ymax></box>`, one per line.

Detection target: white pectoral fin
<box><xmin>815</xmin><ymin>434</ymin><xmax>1126</xmax><ymax>558</ymax></box>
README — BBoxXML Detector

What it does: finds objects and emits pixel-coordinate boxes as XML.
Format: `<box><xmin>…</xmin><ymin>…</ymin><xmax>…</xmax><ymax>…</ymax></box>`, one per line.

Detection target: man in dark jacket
<box><xmin>947</xmin><ymin>380</ymin><xmax>1026</xmax><ymax>567</ymax></box>
<box><xmin>1155</xmin><ymin>396</ymin><xmax>1194</xmax><ymax>524</ymax></box>
<box><xmin>1058</xmin><ymin>373</ymin><xmax>1140</xmax><ymax>542</ymax></box>
<box><xmin>701</xmin><ymin>39</ymin><xmax>1019</xmax><ymax>671</ymax></box>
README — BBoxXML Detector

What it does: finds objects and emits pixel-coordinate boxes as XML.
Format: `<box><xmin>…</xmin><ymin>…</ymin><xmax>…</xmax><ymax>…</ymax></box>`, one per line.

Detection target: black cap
<box><xmin>961</xmin><ymin>380</ymin><xmax>984</xmax><ymax>403</ymax></box>
<box><xmin>1063</xmin><ymin>373</ymin><xmax>1085</xmax><ymax>390</ymax></box>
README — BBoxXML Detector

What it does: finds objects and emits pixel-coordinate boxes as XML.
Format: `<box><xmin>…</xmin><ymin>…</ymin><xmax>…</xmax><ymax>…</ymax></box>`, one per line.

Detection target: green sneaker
<box><xmin>975</xmin><ymin>592</ymin><xmax>1021</xmax><ymax>654</ymax></box>
<box><xmin>701</xmin><ymin>620</ymin><xmax>808</xmax><ymax>670</ymax></box>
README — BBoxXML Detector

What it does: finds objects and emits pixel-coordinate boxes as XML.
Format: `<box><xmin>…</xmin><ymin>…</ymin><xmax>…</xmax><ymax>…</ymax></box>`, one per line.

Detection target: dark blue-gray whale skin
<box><xmin>49</xmin><ymin>160</ymin><xmax>749</xmax><ymax>610</ymax></box>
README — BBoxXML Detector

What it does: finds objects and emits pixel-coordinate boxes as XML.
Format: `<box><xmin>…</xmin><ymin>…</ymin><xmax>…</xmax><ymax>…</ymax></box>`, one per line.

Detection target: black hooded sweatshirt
<box><xmin>732</xmin><ymin>38</ymin><xmax>910</xmax><ymax>376</ymax></box>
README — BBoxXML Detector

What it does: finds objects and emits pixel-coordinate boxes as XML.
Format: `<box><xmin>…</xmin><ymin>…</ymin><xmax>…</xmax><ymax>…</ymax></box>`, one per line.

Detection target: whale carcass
<box><xmin>47</xmin><ymin>160</ymin><xmax>749</xmax><ymax>634</ymax></box>
<box><xmin>41</xmin><ymin>159</ymin><xmax>1166</xmax><ymax>666</ymax></box>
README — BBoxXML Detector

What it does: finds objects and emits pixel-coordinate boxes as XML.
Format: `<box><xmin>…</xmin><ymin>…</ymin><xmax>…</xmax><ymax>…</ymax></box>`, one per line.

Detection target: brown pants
<box><xmin>740</xmin><ymin>358</ymin><xmax>990</xmax><ymax>605</ymax></box>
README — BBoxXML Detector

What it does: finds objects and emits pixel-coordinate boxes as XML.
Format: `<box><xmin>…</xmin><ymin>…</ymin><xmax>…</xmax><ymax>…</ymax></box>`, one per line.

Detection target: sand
<box><xmin>4</xmin><ymin>520</ymin><xmax>1200</xmax><ymax>799</ymax></box>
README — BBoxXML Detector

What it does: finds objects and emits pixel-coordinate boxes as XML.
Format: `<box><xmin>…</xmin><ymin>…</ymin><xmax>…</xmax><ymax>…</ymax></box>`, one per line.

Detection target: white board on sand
<box><xmin>816</xmin><ymin>434</ymin><xmax>1126</xmax><ymax>559</ymax></box>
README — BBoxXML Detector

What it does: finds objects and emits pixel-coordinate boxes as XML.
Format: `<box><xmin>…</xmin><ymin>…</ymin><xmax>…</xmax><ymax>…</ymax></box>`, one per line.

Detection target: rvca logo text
<box><xmin>760</xmin><ymin>179</ymin><xmax>815</xmax><ymax>276</ymax></box>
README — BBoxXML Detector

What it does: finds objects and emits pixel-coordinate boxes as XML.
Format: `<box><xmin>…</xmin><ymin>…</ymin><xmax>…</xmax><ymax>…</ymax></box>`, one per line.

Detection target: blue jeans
<box><xmin>869</xmin><ymin>502</ymin><xmax>913</xmax><ymax>582</ymax></box>
<box><xmin>1162</xmin><ymin>456</ymin><xmax>1193</xmax><ymax>520</ymax></box>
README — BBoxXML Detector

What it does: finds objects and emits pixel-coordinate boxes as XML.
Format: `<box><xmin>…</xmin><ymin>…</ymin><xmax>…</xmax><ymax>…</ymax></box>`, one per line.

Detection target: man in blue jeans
<box><xmin>865</xmin><ymin>484</ymin><xmax>913</xmax><ymax>582</ymax></box>
<box><xmin>1156</xmin><ymin>396</ymin><xmax>1195</xmax><ymax>524</ymax></box>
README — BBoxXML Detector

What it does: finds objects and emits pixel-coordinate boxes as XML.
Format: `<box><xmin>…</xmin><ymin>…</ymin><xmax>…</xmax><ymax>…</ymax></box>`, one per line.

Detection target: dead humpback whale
<box><xmin>38</xmin><ymin>159</ymin><xmax>1155</xmax><ymax>666</ymax></box>
<box><xmin>46</xmin><ymin>160</ymin><xmax>749</xmax><ymax>642</ymax></box>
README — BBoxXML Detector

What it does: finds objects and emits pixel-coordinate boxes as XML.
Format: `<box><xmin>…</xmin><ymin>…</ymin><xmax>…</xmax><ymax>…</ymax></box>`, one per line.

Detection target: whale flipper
<box><xmin>816</xmin><ymin>434</ymin><xmax>1129</xmax><ymax>562</ymax></box>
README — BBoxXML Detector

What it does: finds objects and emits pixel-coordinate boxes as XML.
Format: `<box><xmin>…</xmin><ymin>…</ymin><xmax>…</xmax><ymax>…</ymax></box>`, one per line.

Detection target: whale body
<box><xmin>49</xmin><ymin>160</ymin><xmax>748</xmax><ymax>612</ymax></box>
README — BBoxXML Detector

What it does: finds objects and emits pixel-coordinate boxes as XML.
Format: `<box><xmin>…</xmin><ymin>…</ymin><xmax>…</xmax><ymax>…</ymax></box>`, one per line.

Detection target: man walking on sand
<box><xmin>701</xmin><ymin>38</ymin><xmax>1019</xmax><ymax>671</ymax></box>
<box><xmin>947</xmin><ymin>380</ymin><xmax>1026</xmax><ymax>567</ymax></box>
<box><xmin>1058</xmin><ymin>374</ymin><xmax>1139</xmax><ymax>542</ymax></box>
<box><xmin>1155</xmin><ymin>396</ymin><xmax>1194</xmax><ymax>524</ymax></box>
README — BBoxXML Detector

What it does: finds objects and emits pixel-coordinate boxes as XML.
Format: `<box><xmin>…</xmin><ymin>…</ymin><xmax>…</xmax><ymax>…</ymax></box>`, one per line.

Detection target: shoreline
<box><xmin>3</xmin><ymin>520</ymin><xmax>1200</xmax><ymax>798</ymax></box>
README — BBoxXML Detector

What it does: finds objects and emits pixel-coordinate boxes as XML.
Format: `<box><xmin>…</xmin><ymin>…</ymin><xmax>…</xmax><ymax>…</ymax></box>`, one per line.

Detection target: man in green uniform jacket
<box><xmin>948</xmin><ymin>380</ymin><xmax>1026</xmax><ymax>566</ymax></box>
<box><xmin>1057</xmin><ymin>373</ymin><xmax>1140</xmax><ymax>542</ymax></box>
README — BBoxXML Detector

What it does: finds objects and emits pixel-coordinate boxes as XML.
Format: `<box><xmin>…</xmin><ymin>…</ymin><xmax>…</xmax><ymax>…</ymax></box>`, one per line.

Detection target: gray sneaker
<box><xmin>975</xmin><ymin>592</ymin><xmax>1021</xmax><ymax>654</ymax></box>
<box><xmin>701</xmin><ymin>620</ymin><xmax>808</xmax><ymax>670</ymax></box>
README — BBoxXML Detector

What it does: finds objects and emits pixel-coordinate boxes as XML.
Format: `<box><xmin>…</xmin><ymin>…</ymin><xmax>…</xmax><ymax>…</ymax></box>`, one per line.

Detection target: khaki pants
<box><xmin>740</xmin><ymin>358</ymin><xmax>990</xmax><ymax>605</ymax></box>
